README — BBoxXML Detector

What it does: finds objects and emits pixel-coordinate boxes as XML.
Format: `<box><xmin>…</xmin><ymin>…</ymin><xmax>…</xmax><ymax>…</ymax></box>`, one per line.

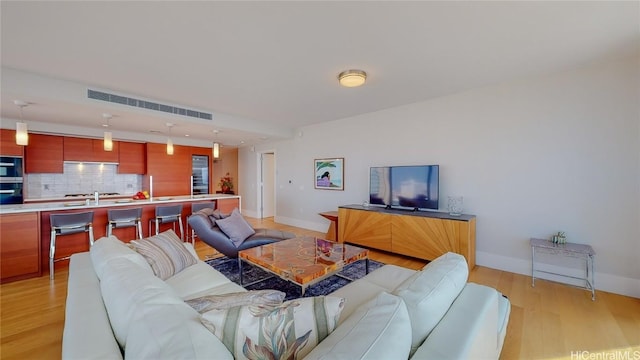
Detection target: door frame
<box><xmin>256</xmin><ymin>150</ymin><xmax>276</xmax><ymax>219</ymax></box>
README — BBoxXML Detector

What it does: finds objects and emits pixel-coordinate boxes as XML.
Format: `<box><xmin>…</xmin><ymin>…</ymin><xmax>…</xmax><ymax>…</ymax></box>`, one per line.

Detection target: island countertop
<box><xmin>0</xmin><ymin>194</ymin><xmax>242</xmax><ymax>283</ymax></box>
<box><xmin>0</xmin><ymin>194</ymin><xmax>240</xmax><ymax>214</ymax></box>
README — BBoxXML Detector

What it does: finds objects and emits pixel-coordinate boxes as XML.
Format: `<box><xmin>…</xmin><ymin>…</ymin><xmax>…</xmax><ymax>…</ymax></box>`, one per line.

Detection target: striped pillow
<box><xmin>201</xmin><ymin>296</ymin><xmax>344</xmax><ymax>360</ymax></box>
<box><xmin>131</xmin><ymin>230</ymin><xmax>198</xmax><ymax>280</ymax></box>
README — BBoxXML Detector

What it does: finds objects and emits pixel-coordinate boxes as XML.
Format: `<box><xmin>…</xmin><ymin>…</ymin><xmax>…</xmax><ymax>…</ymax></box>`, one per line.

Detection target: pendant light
<box><xmin>14</xmin><ymin>100</ymin><xmax>29</xmax><ymax>146</ymax></box>
<box><xmin>102</xmin><ymin>113</ymin><xmax>113</xmax><ymax>151</ymax></box>
<box><xmin>212</xmin><ymin>129</ymin><xmax>220</xmax><ymax>159</ymax></box>
<box><xmin>166</xmin><ymin>123</ymin><xmax>174</xmax><ymax>155</ymax></box>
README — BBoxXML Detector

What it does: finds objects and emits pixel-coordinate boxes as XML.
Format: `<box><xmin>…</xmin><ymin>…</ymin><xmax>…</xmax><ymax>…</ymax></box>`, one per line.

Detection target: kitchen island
<box><xmin>0</xmin><ymin>194</ymin><xmax>240</xmax><ymax>283</ymax></box>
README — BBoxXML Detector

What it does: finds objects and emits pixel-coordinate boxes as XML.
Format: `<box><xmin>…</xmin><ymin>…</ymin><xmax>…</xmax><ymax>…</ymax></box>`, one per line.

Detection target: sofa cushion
<box><xmin>89</xmin><ymin>235</ymin><xmax>152</xmax><ymax>279</ymax></box>
<box><xmin>331</xmin><ymin>264</ymin><xmax>416</xmax><ymax>324</ymax></box>
<box><xmin>99</xmin><ymin>257</ymin><xmax>184</xmax><ymax>348</ymax></box>
<box><xmin>185</xmin><ymin>290</ymin><xmax>286</xmax><ymax>313</ymax></box>
<box><xmin>201</xmin><ymin>296</ymin><xmax>344</xmax><ymax>360</ymax></box>
<box><xmin>215</xmin><ymin>208</ymin><xmax>256</xmax><ymax>247</ymax></box>
<box><xmin>165</xmin><ymin>261</ymin><xmax>244</xmax><ymax>299</ymax></box>
<box><xmin>304</xmin><ymin>292</ymin><xmax>411</xmax><ymax>360</ymax></box>
<box><xmin>130</xmin><ymin>229</ymin><xmax>198</xmax><ymax>280</ymax></box>
<box><xmin>411</xmin><ymin>283</ymin><xmax>502</xmax><ymax>360</ymax></box>
<box><xmin>125</xmin><ymin>302</ymin><xmax>234</xmax><ymax>360</ymax></box>
<box><xmin>392</xmin><ymin>252</ymin><xmax>469</xmax><ymax>355</ymax></box>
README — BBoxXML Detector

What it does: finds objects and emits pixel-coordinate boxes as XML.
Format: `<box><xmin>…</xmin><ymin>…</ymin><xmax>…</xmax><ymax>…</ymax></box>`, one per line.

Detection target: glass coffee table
<box><xmin>238</xmin><ymin>237</ymin><xmax>369</xmax><ymax>296</ymax></box>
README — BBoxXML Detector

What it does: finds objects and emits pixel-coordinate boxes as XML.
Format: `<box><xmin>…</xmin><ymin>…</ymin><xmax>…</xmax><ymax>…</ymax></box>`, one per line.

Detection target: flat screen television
<box><xmin>369</xmin><ymin>165</ymin><xmax>439</xmax><ymax>211</ymax></box>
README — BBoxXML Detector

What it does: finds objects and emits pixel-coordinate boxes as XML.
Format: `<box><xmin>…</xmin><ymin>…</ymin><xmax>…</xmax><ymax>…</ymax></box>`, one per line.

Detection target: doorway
<box><xmin>259</xmin><ymin>152</ymin><xmax>275</xmax><ymax>219</ymax></box>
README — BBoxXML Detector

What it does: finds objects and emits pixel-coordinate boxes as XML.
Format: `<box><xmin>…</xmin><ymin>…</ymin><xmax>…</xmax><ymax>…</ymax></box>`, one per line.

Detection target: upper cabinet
<box><xmin>118</xmin><ymin>142</ymin><xmax>146</xmax><ymax>174</ymax></box>
<box><xmin>0</xmin><ymin>129</ymin><xmax>24</xmax><ymax>157</ymax></box>
<box><xmin>25</xmin><ymin>134</ymin><xmax>63</xmax><ymax>173</ymax></box>
<box><xmin>63</xmin><ymin>137</ymin><xmax>119</xmax><ymax>163</ymax></box>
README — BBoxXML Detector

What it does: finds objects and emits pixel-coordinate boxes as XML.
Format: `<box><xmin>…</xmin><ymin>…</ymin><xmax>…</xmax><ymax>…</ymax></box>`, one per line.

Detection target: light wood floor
<box><xmin>1</xmin><ymin>217</ymin><xmax>638</xmax><ymax>359</ymax></box>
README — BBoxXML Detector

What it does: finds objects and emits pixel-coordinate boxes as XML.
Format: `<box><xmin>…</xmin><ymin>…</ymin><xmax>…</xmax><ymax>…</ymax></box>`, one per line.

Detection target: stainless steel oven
<box><xmin>0</xmin><ymin>156</ymin><xmax>23</xmax><ymax>204</ymax></box>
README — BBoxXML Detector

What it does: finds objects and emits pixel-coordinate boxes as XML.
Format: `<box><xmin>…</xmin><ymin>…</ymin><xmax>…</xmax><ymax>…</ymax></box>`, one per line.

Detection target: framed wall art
<box><xmin>314</xmin><ymin>158</ymin><xmax>344</xmax><ymax>190</ymax></box>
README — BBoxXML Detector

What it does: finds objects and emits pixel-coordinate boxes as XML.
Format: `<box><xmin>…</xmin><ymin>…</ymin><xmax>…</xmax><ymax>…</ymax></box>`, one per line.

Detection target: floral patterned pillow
<box><xmin>201</xmin><ymin>296</ymin><xmax>344</xmax><ymax>360</ymax></box>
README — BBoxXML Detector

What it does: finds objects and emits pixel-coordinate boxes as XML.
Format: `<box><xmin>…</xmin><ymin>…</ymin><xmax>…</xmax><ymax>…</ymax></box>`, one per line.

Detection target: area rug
<box><xmin>206</xmin><ymin>256</ymin><xmax>384</xmax><ymax>300</ymax></box>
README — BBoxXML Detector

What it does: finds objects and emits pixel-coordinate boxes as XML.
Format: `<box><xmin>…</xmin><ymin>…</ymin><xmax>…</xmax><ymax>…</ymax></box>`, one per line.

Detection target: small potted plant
<box><xmin>219</xmin><ymin>173</ymin><xmax>234</xmax><ymax>194</ymax></box>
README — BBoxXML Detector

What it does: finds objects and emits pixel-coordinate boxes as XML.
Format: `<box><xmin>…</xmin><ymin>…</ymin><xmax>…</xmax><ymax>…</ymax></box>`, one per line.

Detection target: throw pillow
<box><xmin>201</xmin><ymin>296</ymin><xmax>345</xmax><ymax>360</ymax></box>
<box><xmin>215</xmin><ymin>208</ymin><xmax>256</xmax><ymax>247</ymax></box>
<box><xmin>130</xmin><ymin>229</ymin><xmax>198</xmax><ymax>280</ymax></box>
<box><xmin>392</xmin><ymin>252</ymin><xmax>469</xmax><ymax>356</ymax></box>
<box><xmin>211</xmin><ymin>209</ymin><xmax>230</xmax><ymax>220</ymax></box>
<box><xmin>185</xmin><ymin>290</ymin><xmax>286</xmax><ymax>314</ymax></box>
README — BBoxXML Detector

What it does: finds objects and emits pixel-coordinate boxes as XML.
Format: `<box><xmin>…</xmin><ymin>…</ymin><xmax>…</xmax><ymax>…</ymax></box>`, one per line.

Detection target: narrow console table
<box><xmin>338</xmin><ymin>205</ymin><xmax>476</xmax><ymax>270</ymax></box>
<box><xmin>530</xmin><ymin>238</ymin><xmax>595</xmax><ymax>300</ymax></box>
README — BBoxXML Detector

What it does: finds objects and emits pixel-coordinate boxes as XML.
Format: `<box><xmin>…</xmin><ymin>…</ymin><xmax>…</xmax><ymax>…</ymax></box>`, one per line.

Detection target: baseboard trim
<box><xmin>477</xmin><ymin>251</ymin><xmax>640</xmax><ymax>299</ymax></box>
<box><xmin>273</xmin><ymin>216</ymin><xmax>327</xmax><ymax>234</ymax></box>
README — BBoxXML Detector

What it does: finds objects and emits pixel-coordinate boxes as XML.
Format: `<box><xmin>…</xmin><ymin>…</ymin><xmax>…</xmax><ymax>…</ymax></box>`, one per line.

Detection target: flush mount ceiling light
<box><xmin>102</xmin><ymin>113</ymin><xmax>113</xmax><ymax>151</ymax></box>
<box><xmin>338</xmin><ymin>69</ymin><xmax>367</xmax><ymax>87</ymax></box>
<box><xmin>14</xmin><ymin>100</ymin><xmax>29</xmax><ymax>146</ymax></box>
<box><xmin>166</xmin><ymin>123</ymin><xmax>174</xmax><ymax>155</ymax></box>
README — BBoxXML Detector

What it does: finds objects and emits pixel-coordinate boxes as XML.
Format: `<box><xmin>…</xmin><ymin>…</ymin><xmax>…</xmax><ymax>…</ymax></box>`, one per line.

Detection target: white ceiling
<box><xmin>1</xmin><ymin>1</ymin><xmax>638</xmax><ymax>147</ymax></box>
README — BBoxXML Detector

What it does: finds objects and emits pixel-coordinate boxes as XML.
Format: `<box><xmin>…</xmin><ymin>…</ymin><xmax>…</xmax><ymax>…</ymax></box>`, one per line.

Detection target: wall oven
<box><xmin>0</xmin><ymin>156</ymin><xmax>24</xmax><ymax>205</ymax></box>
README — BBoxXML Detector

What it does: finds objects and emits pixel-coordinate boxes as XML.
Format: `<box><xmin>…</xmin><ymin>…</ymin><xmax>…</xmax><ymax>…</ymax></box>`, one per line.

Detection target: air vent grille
<box><xmin>87</xmin><ymin>89</ymin><xmax>212</xmax><ymax>120</ymax></box>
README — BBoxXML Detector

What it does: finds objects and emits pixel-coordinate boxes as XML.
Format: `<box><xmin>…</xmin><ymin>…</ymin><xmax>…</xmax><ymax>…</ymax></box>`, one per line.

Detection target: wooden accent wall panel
<box><xmin>25</xmin><ymin>134</ymin><xmax>63</xmax><ymax>173</ymax></box>
<box><xmin>338</xmin><ymin>208</ymin><xmax>392</xmax><ymax>251</ymax></box>
<box><xmin>0</xmin><ymin>129</ymin><xmax>24</xmax><ymax>156</ymax></box>
<box><xmin>217</xmin><ymin>198</ymin><xmax>240</xmax><ymax>213</ymax></box>
<box><xmin>0</xmin><ymin>212</ymin><xmax>41</xmax><ymax>283</ymax></box>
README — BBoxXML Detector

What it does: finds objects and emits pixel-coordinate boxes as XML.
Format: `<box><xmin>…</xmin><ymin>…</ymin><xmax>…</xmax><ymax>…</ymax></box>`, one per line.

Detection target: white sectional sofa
<box><xmin>62</xmin><ymin>235</ymin><xmax>510</xmax><ymax>359</ymax></box>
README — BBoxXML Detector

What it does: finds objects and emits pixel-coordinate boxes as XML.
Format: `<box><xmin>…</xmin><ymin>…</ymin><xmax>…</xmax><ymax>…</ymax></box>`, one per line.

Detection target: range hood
<box><xmin>63</xmin><ymin>161</ymin><xmax>119</xmax><ymax>165</ymax></box>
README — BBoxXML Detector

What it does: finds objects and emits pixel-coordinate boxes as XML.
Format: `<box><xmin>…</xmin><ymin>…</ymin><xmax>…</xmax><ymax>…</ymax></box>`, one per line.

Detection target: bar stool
<box><xmin>149</xmin><ymin>204</ymin><xmax>184</xmax><ymax>240</ymax></box>
<box><xmin>188</xmin><ymin>201</ymin><xmax>216</xmax><ymax>245</ymax></box>
<box><xmin>50</xmin><ymin>211</ymin><xmax>94</xmax><ymax>280</ymax></box>
<box><xmin>107</xmin><ymin>207</ymin><xmax>143</xmax><ymax>240</ymax></box>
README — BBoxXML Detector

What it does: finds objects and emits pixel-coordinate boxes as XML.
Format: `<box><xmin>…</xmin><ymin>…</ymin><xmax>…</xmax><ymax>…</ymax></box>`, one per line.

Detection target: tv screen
<box><xmin>392</xmin><ymin>165</ymin><xmax>439</xmax><ymax>210</ymax></box>
<box><xmin>369</xmin><ymin>167</ymin><xmax>391</xmax><ymax>206</ymax></box>
<box><xmin>369</xmin><ymin>165</ymin><xmax>439</xmax><ymax>210</ymax></box>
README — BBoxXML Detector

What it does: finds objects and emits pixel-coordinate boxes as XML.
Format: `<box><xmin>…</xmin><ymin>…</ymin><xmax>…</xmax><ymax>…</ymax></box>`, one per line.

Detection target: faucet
<box><xmin>94</xmin><ymin>191</ymin><xmax>99</xmax><ymax>205</ymax></box>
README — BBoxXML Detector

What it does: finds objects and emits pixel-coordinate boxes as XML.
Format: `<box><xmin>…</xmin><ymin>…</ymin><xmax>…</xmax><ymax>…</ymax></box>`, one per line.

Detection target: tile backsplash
<box><xmin>25</xmin><ymin>163</ymin><xmax>142</xmax><ymax>199</ymax></box>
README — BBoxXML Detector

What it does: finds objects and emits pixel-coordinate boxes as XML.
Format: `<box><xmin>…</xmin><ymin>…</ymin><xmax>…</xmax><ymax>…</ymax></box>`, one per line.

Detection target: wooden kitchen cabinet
<box><xmin>64</xmin><ymin>136</ymin><xmax>119</xmax><ymax>162</ymax></box>
<box><xmin>144</xmin><ymin>143</ymin><xmax>191</xmax><ymax>196</ymax></box>
<box><xmin>25</xmin><ymin>134</ymin><xmax>63</xmax><ymax>173</ymax></box>
<box><xmin>0</xmin><ymin>212</ymin><xmax>41</xmax><ymax>283</ymax></box>
<box><xmin>0</xmin><ymin>129</ymin><xmax>24</xmax><ymax>156</ymax></box>
<box><xmin>63</xmin><ymin>137</ymin><xmax>92</xmax><ymax>161</ymax></box>
<box><xmin>92</xmin><ymin>139</ymin><xmax>119</xmax><ymax>162</ymax></box>
<box><xmin>118</xmin><ymin>142</ymin><xmax>146</xmax><ymax>174</ymax></box>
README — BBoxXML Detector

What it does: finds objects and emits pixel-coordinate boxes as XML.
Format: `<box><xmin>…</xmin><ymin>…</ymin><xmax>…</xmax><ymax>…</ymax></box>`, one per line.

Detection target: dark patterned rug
<box><xmin>206</xmin><ymin>256</ymin><xmax>383</xmax><ymax>301</ymax></box>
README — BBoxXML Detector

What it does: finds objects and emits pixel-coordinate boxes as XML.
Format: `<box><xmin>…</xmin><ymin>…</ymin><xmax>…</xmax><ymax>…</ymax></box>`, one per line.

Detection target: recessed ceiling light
<box><xmin>338</xmin><ymin>69</ymin><xmax>367</xmax><ymax>87</ymax></box>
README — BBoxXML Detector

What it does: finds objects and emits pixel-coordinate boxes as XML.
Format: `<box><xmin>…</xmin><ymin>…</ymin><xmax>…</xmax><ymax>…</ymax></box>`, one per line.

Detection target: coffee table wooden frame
<box><xmin>238</xmin><ymin>237</ymin><xmax>369</xmax><ymax>296</ymax></box>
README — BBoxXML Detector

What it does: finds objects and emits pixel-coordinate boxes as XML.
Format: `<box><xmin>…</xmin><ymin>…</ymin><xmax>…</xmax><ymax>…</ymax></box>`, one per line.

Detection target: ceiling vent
<box><xmin>87</xmin><ymin>89</ymin><xmax>212</xmax><ymax>120</ymax></box>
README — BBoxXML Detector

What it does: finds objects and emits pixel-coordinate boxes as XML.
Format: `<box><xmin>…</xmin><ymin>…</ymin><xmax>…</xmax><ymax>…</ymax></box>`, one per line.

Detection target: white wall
<box><xmin>240</xmin><ymin>53</ymin><xmax>640</xmax><ymax>297</ymax></box>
